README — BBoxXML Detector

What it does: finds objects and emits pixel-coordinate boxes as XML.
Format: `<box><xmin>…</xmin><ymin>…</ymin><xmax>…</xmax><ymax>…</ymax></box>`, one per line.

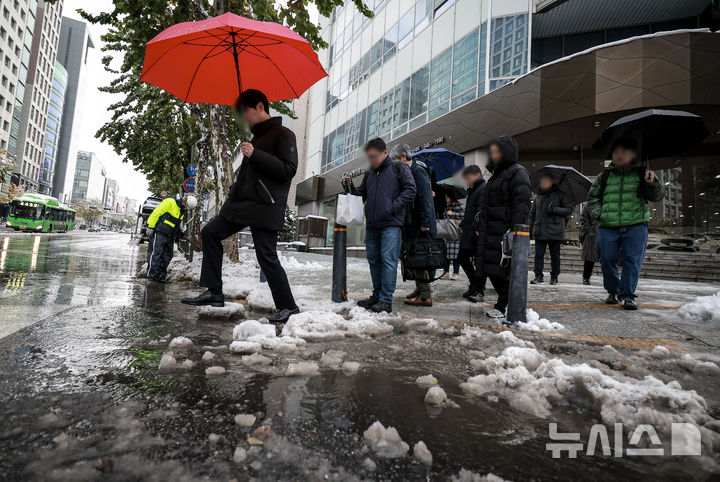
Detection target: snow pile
<box><xmin>678</xmin><ymin>292</ymin><xmax>720</xmax><ymax>326</ymax></box>
<box><xmin>159</xmin><ymin>352</ymin><xmax>179</xmax><ymax>370</ymax></box>
<box><xmin>402</xmin><ymin>317</ymin><xmax>456</xmax><ymax>334</ymax></box>
<box><xmin>229</xmin><ymin>341</ymin><xmax>262</xmax><ymax>354</ymax></box>
<box><xmin>197</xmin><ymin>302</ymin><xmax>245</xmax><ymax>320</ymax></box>
<box><xmin>233</xmin><ymin>446</ymin><xmax>247</xmax><ymax>463</ymax></box>
<box><xmin>285</xmin><ymin>361</ymin><xmax>320</xmax><ymax>376</ymax></box>
<box><xmin>342</xmin><ymin>361</ymin><xmax>361</xmax><ymax>374</ymax></box>
<box><xmin>278</xmin><ymin>253</ymin><xmax>326</xmax><ymax>270</ymax></box>
<box><xmin>232</xmin><ymin>319</ymin><xmax>306</xmax><ymax>352</ymax></box>
<box><xmin>242</xmin><ymin>353</ymin><xmax>272</xmax><ymax>366</ymax></box>
<box><xmin>516</xmin><ymin>309</ymin><xmax>565</xmax><ymax>332</ymax></box>
<box><xmin>169</xmin><ymin>336</ymin><xmax>193</xmax><ymax>349</ymax></box>
<box><xmin>320</xmin><ymin>350</ymin><xmax>346</xmax><ymax>366</ymax></box>
<box><xmin>451</xmin><ymin>470</ymin><xmax>508</xmax><ymax>482</ymax></box>
<box><xmin>415</xmin><ymin>374</ymin><xmax>438</xmax><ymax>386</ymax></box>
<box><xmin>201</xmin><ymin>351</ymin><xmax>216</xmax><ymax>362</ymax></box>
<box><xmin>234</xmin><ymin>414</ymin><xmax>256</xmax><ymax>427</ymax></box>
<box><xmin>246</xmin><ymin>286</ymin><xmax>276</xmax><ymax>312</ymax></box>
<box><xmin>158</xmin><ymin>351</ymin><xmax>195</xmax><ymax>370</ymax></box>
<box><xmin>413</xmin><ymin>441</ymin><xmax>432</xmax><ymax>465</ymax></box>
<box><xmin>280</xmin><ymin>308</ymin><xmax>393</xmax><ymax>341</ymax></box>
<box><xmin>460</xmin><ymin>345</ymin><xmax>717</xmax><ymax>435</ymax></box>
<box><xmin>205</xmin><ymin>366</ymin><xmax>226</xmax><ymax>376</ymax></box>
<box><xmin>363</xmin><ymin>421</ymin><xmax>409</xmax><ymax>458</ymax></box>
<box><xmin>424</xmin><ymin>386</ymin><xmax>448</xmax><ymax>406</ymax></box>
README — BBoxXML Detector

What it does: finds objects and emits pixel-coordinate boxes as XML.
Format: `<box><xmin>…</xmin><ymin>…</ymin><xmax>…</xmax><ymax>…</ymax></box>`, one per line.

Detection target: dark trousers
<box><xmin>488</xmin><ymin>274</ymin><xmax>509</xmax><ymax>313</ymax></box>
<box><xmin>148</xmin><ymin>231</ymin><xmax>174</xmax><ymax>282</ymax></box>
<box><xmin>534</xmin><ymin>239</ymin><xmax>561</xmax><ymax>277</ymax></box>
<box><xmin>458</xmin><ymin>247</ymin><xmax>487</xmax><ymax>293</ymax></box>
<box><xmin>200</xmin><ymin>215</ymin><xmax>296</xmax><ymax>310</ymax></box>
<box><xmin>583</xmin><ymin>260</ymin><xmax>595</xmax><ymax>280</ymax></box>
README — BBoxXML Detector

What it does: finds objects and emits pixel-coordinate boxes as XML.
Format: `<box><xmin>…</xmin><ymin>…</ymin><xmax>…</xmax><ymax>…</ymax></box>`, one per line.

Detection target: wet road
<box><xmin>0</xmin><ymin>232</ymin><xmax>718</xmax><ymax>481</ymax></box>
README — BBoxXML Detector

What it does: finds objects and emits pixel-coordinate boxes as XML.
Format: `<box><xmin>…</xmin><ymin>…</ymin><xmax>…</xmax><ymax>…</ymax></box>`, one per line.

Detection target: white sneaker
<box><xmin>486</xmin><ymin>308</ymin><xmax>505</xmax><ymax>318</ymax></box>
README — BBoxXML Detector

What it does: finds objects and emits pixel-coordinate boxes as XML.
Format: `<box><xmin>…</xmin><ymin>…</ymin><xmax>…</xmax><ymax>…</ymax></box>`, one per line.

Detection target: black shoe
<box><xmin>530</xmin><ymin>275</ymin><xmax>544</xmax><ymax>285</ymax></box>
<box><xmin>623</xmin><ymin>300</ymin><xmax>638</xmax><ymax>311</ymax></box>
<box><xmin>467</xmin><ymin>291</ymin><xmax>484</xmax><ymax>303</ymax></box>
<box><xmin>462</xmin><ymin>286</ymin><xmax>473</xmax><ymax>299</ymax></box>
<box><xmin>583</xmin><ymin>278</ymin><xmax>591</xmax><ymax>286</ymax></box>
<box><xmin>357</xmin><ymin>296</ymin><xmax>379</xmax><ymax>309</ymax></box>
<box><xmin>605</xmin><ymin>293</ymin><xmax>618</xmax><ymax>305</ymax></box>
<box><xmin>550</xmin><ymin>276</ymin><xmax>558</xmax><ymax>286</ymax></box>
<box><xmin>268</xmin><ymin>307</ymin><xmax>300</xmax><ymax>324</ymax></box>
<box><xmin>181</xmin><ymin>289</ymin><xmax>225</xmax><ymax>307</ymax></box>
<box><xmin>370</xmin><ymin>301</ymin><xmax>392</xmax><ymax>313</ymax></box>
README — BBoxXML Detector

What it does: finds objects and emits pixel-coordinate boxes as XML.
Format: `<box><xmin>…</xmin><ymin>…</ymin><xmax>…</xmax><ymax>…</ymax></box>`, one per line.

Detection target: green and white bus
<box><xmin>6</xmin><ymin>194</ymin><xmax>76</xmax><ymax>233</ymax></box>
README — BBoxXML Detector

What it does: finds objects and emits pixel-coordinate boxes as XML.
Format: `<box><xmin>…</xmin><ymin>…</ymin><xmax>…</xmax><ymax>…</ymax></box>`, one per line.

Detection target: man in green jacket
<box><xmin>586</xmin><ymin>137</ymin><xmax>664</xmax><ymax>310</ymax></box>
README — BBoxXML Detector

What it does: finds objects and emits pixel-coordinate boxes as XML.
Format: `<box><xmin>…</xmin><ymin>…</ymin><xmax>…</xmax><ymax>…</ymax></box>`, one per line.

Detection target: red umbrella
<box><xmin>140</xmin><ymin>12</ymin><xmax>327</xmax><ymax>105</ymax></box>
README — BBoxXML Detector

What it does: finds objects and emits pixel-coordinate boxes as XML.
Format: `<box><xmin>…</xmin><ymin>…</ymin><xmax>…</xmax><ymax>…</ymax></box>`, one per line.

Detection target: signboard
<box><xmin>159</xmin><ymin>190</ymin><xmax>169</xmax><ymax>198</ymax></box>
<box><xmin>187</xmin><ymin>165</ymin><xmax>198</xmax><ymax>177</ymax></box>
<box><xmin>183</xmin><ymin>177</ymin><xmax>196</xmax><ymax>193</ymax></box>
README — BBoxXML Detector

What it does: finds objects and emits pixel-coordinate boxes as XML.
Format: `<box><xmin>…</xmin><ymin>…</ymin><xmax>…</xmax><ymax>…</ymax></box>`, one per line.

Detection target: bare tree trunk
<box><xmin>209</xmin><ymin>103</ymin><xmax>238</xmax><ymax>261</ymax></box>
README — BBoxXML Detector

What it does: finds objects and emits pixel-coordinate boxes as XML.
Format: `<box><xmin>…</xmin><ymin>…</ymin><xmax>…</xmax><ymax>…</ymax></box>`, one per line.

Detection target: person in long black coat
<box><xmin>474</xmin><ymin>136</ymin><xmax>532</xmax><ymax>316</ymax></box>
<box><xmin>182</xmin><ymin>89</ymin><xmax>299</xmax><ymax>325</ymax></box>
<box><xmin>529</xmin><ymin>176</ymin><xmax>573</xmax><ymax>285</ymax></box>
<box><xmin>579</xmin><ymin>203</ymin><xmax>599</xmax><ymax>285</ymax></box>
<box><xmin>457</xmin><ymin>165</ymin><xmax>486</xmax><ymax>300</ymax></box>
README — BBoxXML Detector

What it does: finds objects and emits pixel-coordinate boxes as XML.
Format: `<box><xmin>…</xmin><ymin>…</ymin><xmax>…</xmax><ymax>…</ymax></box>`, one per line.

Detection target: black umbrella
<box><xmin>436</xmin><ymin>179</ymin><xmax>468</xmax><ymax>200</ymax></box>
<box><xmin>592</xmin><ymin>109</ymin><xmax>710</xmax><ymax>162</ymax></box>
<box><xmin>530</xmin><ymin>165</ymin><xmax>591</xmax><ymax>204</ymax></box>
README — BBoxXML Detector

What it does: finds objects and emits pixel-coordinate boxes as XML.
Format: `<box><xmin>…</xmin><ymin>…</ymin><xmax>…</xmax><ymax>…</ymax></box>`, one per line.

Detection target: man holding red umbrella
<box><xmin>182</xmin><ymin>89</ymin><xmax>299</xmax><ymax>324</ymax></box>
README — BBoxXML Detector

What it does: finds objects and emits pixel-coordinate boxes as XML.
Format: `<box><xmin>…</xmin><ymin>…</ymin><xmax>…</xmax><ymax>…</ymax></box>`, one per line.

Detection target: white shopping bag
<box><xmin>336</xmin><ymin>193</ymin><xmax>365</xmax><ymax>226</ymax></box>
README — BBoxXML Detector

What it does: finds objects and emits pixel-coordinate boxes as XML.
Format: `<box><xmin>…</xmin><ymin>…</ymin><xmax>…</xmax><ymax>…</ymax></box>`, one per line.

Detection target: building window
<box><xmin>451</xmin><ymin>28</ymin><xmax>479</xmax><ymax>109</ymax></box>
<box><xmin>489</xmin><ymin>14</ymin><xmax>528</xmax><ymax>91</ymax></box>
<box><xmin>428</xmin><ymin>47</ymin><xmax>452</xmax><ymax>120</ymax></box>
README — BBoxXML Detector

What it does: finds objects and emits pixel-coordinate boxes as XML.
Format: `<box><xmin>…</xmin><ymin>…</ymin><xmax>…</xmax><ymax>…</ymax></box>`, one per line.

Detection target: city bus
<box><xmin>6</xmin><ymin>193</ymin><xmax>76</xmax><ymax>233</ymax></box>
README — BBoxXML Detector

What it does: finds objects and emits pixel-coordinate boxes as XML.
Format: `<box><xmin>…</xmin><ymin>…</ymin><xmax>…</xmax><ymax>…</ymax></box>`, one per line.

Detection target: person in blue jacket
<box><xmin>343</xmin><ymin>138</ymin><xmax>416</xmax><ymax>313</ymax></box>
<box><xmin>390</xmin><ymin>143</ymin><xmax>437</xmax><ymax>307</ymax></box>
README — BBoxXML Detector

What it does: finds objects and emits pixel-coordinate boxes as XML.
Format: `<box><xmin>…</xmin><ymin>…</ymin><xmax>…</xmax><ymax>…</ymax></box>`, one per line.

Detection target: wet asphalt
<box><xmin>0</xmin><ymin>231</ymin><xmax>718</xmax><ymax>481</ymax></box>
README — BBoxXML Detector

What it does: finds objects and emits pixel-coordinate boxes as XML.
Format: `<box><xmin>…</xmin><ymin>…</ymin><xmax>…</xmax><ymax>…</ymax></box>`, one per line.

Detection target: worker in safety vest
<box><xmin>146</xmin><ymin>194</ymin><xmax>197</xmax><ymax>283</ymax></box>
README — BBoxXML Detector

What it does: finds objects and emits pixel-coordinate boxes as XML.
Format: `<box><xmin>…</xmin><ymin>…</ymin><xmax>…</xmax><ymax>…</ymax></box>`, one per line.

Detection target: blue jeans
<box><xmin>365</xmin><ymin>227</ymin><xmax>403</xmax><ymax>304</ymax></box>
<box><xmin>597</xmin><ymin>223</ymin><xmax>648</xmax><ymax>301</ymax></box>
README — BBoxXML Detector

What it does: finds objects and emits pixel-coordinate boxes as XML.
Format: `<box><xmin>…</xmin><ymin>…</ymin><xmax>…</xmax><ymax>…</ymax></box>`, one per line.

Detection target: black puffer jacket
<box><xmin>220</xmin><ymin>117</ymin><xmax>298</xmax><ymax>230</ymax></box>
<box><xmin>475</xmin><ymin>136</ymin><xmax>532</xmax><ymax>279</ymax></box>
<box><xmin>459</xmin><ymin>179</ymin><xmax>485</xmax><ymax>249</ymax></box>
<box><xmin>528</xmin><ymin>185</ymin><xmax>572</xmax><ymax>241</ymax></box>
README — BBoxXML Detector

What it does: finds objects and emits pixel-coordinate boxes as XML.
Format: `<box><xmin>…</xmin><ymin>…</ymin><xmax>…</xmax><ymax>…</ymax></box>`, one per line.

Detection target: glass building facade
<box><xmin>314</xmin><ymin>0</ymin><xmax>532</xmax><ymax>174</ymax></box>
<box><xmin>39</xmin><ymin>61</ymin><xmax>66</xmax><ymax>195</ymax></box>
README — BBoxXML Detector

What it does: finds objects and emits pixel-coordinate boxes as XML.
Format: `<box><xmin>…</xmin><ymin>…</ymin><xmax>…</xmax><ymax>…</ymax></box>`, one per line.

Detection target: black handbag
<box><xmin>400</xmin><ymin>234</ymin><xmax>447</xmax><ymax>281</ymax></box>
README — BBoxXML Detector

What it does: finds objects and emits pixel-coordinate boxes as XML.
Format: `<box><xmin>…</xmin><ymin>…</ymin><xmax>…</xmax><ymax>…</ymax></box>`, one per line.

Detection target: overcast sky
<box><xmin>61</xmin><ymin>1</ymin><xmax>321</xmax><ymax>204</ymax></box>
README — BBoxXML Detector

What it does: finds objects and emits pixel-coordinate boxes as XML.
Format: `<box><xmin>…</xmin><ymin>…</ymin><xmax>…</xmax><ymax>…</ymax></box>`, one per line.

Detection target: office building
<box><xmin>295</xmin><ymin>0</ymin><xmax>720</xmax><ymax>243</ymax></box>
<box><xmin>38</xmin><ymin>59</ymin><xmax>66</xmax><ymax>195</ymax></box>
<box><xmin>11</xmin><ymin>0</ymin><xmax>63</xmax><ymax>192</ymax></box>
<box><xmin>52</xmin><ymin>16</ymin><xmax>94</xmax><ymax>204</ymax></box>
<box><xmin>71</xmin><ymin>150</ymin><xmax>105</xmax><ymax>203</ymax></box>
<box><xmin>103</xmin><ymin>178</ymin><xmax>118</xmax><ymax>211</ymax></box>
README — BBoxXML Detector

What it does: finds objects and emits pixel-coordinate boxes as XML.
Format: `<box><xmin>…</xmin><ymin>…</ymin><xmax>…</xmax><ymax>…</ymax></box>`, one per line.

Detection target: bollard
<box><xmin>331</xmin><ymin>223</ymin><xmax>348</xmax><ymax>302</ymax></box>
<box><xmin>506</xmin><ymin>223</ymin><xmax>530</xmax><ymax>324</ymax></box>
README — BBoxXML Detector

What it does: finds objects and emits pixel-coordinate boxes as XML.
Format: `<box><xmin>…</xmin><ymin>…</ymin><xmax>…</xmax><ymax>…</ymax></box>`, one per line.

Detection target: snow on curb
<box><xmin>281</xmin><ymin>308</ymin><xmax>394</xmax><ymax>341</ymax></box>
<box><xmin>516</xmin><ymin>309</ymin><xmax>565</xmax><ymax>332</ymax></box>
<box><xmin>678</xmin><ymin>291</ymin><xmax>720</xmax><ymax>326</ymax></box>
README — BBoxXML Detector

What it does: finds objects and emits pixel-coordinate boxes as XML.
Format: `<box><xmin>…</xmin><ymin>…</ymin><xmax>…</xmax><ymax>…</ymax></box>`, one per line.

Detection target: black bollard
<box><xmin>506</xmin><ymin>224</ymin><xmax>530</xmax><ymax>324</ymax></box>
<box><xmin>332</xmin><ymin>223</ymin><xmax>348</xmax><ymax>302</ymax></box>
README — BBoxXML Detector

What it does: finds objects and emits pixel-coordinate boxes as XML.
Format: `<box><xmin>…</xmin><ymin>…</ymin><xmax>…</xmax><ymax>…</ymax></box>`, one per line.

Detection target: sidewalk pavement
<box><xmin>289</xmin><ymin>251</ymin><xmax>720</xmax><ymax>353</ymax></box>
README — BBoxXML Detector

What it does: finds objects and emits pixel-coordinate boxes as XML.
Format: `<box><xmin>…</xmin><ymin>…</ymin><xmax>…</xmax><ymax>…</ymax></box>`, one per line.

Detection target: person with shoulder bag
<box><xmin>389</xmin><ymin>144</ymin><xmax>437</xmax><ymax>307</ymax></box>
